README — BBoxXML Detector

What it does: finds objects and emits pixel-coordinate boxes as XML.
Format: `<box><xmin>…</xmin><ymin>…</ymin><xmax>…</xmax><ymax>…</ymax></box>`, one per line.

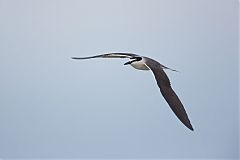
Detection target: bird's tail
<box><xmin>161</xmin><ymin>65</ymin><xmax>179</xmax><ymax>72</ymax></box>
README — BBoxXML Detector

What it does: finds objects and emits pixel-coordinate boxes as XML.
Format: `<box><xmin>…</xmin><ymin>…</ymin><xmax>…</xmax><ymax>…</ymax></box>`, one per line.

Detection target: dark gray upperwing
<box><xmin>72</xmin><ymin>53</ymin><xmax>139</xmax><ymax>60</ymax></box>
<box><xmin>144</xmin><ymin>58</ymin><xmax>193</xmax><ymax>131</ymax></box>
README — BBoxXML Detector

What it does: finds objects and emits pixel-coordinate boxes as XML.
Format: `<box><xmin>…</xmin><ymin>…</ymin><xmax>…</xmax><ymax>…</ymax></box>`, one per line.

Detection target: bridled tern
<box><xmin>72</xmin><ymin>53</ymin><xmax>193</xmax><ymax>131</ymax></box>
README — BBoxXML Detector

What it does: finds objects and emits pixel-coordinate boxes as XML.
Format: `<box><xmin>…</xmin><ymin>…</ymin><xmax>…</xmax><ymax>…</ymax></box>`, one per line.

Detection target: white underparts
<box><xmin>130</xmin><ymin>59</ymin><xmax>150</xmax><ymax>70</ymax></box>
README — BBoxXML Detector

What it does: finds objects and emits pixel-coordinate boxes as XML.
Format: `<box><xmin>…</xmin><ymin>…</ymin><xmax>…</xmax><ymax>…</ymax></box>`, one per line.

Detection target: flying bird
<box><xmin>72</xmin><ymin>53</ymin><xmax>193</xmax><ymax>131</ymax></box>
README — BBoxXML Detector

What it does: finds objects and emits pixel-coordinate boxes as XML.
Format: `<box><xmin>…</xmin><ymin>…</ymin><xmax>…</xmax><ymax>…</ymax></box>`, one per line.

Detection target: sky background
<box><xmin>0</xmin><ymin>0</ymin><xmax>238</xmax><ymax>159</ymax></box>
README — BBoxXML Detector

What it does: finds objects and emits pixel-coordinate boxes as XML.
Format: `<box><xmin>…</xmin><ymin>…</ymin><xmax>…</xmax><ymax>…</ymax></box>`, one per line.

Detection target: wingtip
<box><xmin>189</xmin><ymin>127</ymin><xmax>194</xmax><ymax>131</ymax></box>
<box><xmin>72</xmin><ymin>57</ymin><xmax>86</xmax><ymax>60</ymax></box>
<box><xmin>182</xmin><ymin>119</ymin><xmax>194</xmax><ymax>131</ymax></box>
<box><xmin>187</xmin><ymin>124</ymin><xmax>194</xmax><ymax>131</ymax></box>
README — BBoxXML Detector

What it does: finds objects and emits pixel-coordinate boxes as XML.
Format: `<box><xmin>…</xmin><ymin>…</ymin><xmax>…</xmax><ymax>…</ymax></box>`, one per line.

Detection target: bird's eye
<box><xmin>136</xmin><ymin>57</ymin><xmax>142</xmax><ymax>61</ymax></box>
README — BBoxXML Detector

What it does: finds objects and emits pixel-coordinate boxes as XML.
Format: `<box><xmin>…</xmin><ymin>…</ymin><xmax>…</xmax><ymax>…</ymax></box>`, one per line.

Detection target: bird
<box><xmin>72</xmin><ymin>53</ymin><xmax>194</xmax><ymax>131</ymax></box>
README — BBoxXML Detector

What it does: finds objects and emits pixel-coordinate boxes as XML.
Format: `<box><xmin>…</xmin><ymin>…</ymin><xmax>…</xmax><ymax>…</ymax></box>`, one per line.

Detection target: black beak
<box><xmin>124</xmin><ymin>61</ymin><xmax>132</xmax><ymax>65</ymax></box>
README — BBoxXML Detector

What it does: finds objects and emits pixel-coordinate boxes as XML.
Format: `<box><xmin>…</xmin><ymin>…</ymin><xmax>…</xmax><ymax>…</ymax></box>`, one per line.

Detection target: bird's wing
<box><xmin>144</xmin><ymin>58</ymin><xmax>193</xmax><ymax>131</ymax></box>
<box><xmin>72</xmin><ymin>53</ymin><xmax>139</xmax><ymax>60</ymax></box>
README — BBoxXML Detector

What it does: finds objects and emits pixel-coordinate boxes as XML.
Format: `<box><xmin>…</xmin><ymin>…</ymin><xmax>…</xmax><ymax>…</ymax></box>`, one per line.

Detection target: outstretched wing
<box><xmin>145</xmin><ymin>58</ymin><xmax>193</xmax><ymax>131</ymax></box>
<box><xmin>72</xmin><ymin>53</ymin><xmax>139</xmax><ymax>60</ymax></box>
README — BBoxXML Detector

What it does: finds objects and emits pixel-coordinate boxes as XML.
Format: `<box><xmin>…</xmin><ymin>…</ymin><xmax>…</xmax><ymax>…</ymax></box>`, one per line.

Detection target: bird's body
<box><xmin>130</xmin><ymin>57</ymin><xmax>150</xmax><ymax>70</ymax></box>
<box><xmin>72</xmin><ymin>53</ymin><xmax>193</xmax><ymax>131</ymax></box>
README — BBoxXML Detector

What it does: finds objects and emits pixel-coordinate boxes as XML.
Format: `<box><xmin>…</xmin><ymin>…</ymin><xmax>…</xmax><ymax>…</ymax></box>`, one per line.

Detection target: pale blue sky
<box><xmin>0</xmin><ymin>0</ymin><xmax>238</xmax><ymax>159</ymax></box>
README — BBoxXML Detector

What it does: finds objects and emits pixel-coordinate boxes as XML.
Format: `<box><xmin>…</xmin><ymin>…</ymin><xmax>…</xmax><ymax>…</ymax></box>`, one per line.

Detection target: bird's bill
<box><xmin>124</xmin><ymin>61</ymin><xmax>132</xmax><ymax>65</ymax></box>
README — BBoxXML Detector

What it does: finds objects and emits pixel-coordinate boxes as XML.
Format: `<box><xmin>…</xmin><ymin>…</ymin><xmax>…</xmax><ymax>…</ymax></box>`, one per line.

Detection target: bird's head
<box><xmin>124</xmin><ymin>57</ymin><xmax>142</xmax><ymax>65</ymax></box>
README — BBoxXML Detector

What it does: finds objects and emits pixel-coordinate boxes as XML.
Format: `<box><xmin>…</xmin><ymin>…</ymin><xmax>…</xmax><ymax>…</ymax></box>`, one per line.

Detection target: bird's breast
<box><xmin>130</xmin><ymin>60</ymin><xmax>150</xmax><ymax>70</ymax></box>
